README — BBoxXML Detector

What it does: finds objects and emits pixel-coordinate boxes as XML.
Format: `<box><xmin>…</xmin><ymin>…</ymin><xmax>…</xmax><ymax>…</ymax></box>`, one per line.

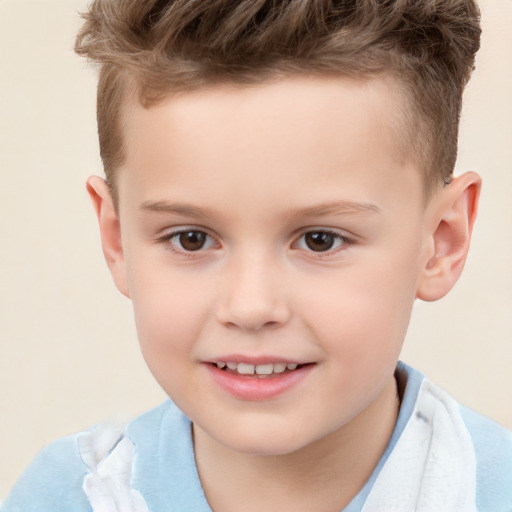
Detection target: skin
<box><xmin>88</xmin><ymin>75</ymin><xmax>480</xmax><ymax>511</ymax></box>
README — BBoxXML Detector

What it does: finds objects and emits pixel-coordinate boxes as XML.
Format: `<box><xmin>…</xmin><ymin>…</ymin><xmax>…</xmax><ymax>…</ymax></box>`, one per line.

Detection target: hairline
<box><xmin>106</xmin><ymin>69</ymin><xmax>437</xmax><ymax>211</ymax></box>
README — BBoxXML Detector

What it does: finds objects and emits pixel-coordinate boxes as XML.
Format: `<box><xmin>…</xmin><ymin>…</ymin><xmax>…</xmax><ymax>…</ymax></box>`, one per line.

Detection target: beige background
<box><xmin>1</xmin><ymin>0</ymin><xmax>511</xmax><ymax>497</ymax></box>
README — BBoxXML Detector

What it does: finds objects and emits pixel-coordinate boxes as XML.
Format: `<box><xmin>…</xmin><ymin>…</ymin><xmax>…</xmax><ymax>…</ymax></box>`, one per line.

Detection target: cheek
<box><xmin>303</xmin><ymin>251</ymin><xmax>419</xmax><ymax>359</ymax></box>
<box><xmin>130</xmin><ymin>289</ymin><xmax>206</xmax><ymax>405</ymax></box>
<box><xmin>126</xmin><ymin>262</ymin><xmax>212</xmax><ymax>375</ymax></box>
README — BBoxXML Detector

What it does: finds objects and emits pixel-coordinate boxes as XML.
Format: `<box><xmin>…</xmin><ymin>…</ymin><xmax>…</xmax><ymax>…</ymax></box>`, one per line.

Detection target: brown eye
<box><xmin>304</xmin><ymin>231</ymin><xmax>337</xmax><ymax>252</ymax></box>
<box><xmin>178</xmin><ymin>231</ymin><xmax>207</xmax><ymax>251</ymax></box>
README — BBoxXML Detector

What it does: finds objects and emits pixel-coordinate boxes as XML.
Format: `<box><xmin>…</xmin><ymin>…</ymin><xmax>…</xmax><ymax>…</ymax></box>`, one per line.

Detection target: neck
<box><xmin>193</xmin><ymin>376</ymin><xmax>400</xmax><ymax>512</ymax></box>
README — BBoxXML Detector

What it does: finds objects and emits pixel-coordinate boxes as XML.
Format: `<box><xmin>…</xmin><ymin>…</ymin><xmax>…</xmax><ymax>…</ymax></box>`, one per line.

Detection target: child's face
<box><xmin>113</xmin><ymin>76</ymin><xmax>432</xmax><ymax>455</ymax></box>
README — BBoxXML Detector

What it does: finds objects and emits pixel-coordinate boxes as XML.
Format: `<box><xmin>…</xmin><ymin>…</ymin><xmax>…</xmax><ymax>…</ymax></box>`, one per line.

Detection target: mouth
<box><xmin>206</xmin><ymin>358</ymin><xmax>315</xmax><ymax>400</ymax></box>
<box><xmin>212</xmin><ymin>361</ymin><xmax>308</xmax><ymax>378</ymax></box>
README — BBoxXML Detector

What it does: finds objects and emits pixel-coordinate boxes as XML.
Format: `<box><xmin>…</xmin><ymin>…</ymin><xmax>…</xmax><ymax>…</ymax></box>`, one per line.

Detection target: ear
<box><xmin>416</xmin><ymin>172</ymin><xmax>481</xmax><ymax>302</ymax></box>
<box><xmin>86</xmin><ymin>176</ymin><xmax>130</xmax><ymax>298</ymax></box>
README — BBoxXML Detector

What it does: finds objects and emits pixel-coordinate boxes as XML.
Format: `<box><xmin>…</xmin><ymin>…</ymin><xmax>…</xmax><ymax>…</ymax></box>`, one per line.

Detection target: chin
<box><xmin>203</xmin><ymin>420</ymin><xmax>325</xmax><ymax>457</ymax></box>
<box><xmin>221</xmin><ymin>436</ymin><xmax>305</xmax><ymax>457</ymax></box>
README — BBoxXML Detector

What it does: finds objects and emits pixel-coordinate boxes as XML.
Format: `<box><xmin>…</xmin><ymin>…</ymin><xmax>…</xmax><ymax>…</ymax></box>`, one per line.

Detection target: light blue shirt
<box><xmin>3</xmin><ymin>363</ymin><xmax>511</xmax><ymax>511</ymax></box>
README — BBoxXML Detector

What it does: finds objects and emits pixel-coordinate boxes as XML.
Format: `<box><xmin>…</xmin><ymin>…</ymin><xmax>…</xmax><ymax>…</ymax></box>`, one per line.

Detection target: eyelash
<box><xmin>158</xmin><ymin>228</ymin><xmax>219</xmax><ymax>258</ymax></box>
<box><xmin>157</xmin><ymin>228</ymin><xmax>352</xmax><ymax>258</ymax></box>
<box><xmin>293</xmin><ymin>229</ymin><xmax>351</xmax><ymax>257</ymax></box>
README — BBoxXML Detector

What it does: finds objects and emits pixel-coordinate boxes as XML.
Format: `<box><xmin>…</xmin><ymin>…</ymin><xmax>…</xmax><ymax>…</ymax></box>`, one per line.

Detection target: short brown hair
<box><xmin>75</xmin><ymin>0</ymin><xmax>481</xmax><ymax>201</ymax></box>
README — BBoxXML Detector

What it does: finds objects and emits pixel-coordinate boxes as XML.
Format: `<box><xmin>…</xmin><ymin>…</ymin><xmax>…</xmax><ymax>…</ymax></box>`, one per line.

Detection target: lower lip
<box><xmin>205</xmin><ymin>364</ymin><xmax>314</xmax><ymax>401</ymax></box>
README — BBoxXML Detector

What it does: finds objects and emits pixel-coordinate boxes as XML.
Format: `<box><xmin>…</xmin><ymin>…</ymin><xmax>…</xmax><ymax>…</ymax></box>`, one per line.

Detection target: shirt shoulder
<box><xmin>459</xmin><ymin>405</ymin><xmax>512</xmax><ymax>512</ymax></box>
<box><xmin>346</xmin><ymin>363</ymin><xmax>512</xmax><ymax>512</ymax></box>
<box><xmin>1</xmin><ymin>435</ymin><xmax>91</xmax><ymax>512</ymax></box>
<box><xmin>1</xmin><ymin>400</ymin><xmax>186</xmax><ymax>512</ymax></box>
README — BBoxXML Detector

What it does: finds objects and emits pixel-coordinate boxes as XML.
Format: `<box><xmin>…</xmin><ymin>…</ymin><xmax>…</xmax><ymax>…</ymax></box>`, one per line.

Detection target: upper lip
<box><xmin>205</xmin><ymin>354</ymin><xmax>308</xmax><ymax>365</ymax></box>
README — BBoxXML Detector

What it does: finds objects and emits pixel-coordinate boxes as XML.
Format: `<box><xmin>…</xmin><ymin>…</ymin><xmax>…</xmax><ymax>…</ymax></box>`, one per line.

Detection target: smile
<box><xmin>206</xmin><ymin>359</ymin><xmax>315</xmax><ymax>400</ymax></box>
<box><xmin>215</xmin><ymin>361</ymin><xmax>302</xmax><ymax>377</ymax></box>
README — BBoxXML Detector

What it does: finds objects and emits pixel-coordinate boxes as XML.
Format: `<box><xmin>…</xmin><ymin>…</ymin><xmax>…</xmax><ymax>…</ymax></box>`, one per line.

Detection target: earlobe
<box><xmin>417</xmin><ymin>172</ymin><xmax>481</xmax><ymax>302</ymax></box>
<box><xmin>86</xmin><ymin>176</ymin><xmax>130</xmax><ymax>298</ymax></box>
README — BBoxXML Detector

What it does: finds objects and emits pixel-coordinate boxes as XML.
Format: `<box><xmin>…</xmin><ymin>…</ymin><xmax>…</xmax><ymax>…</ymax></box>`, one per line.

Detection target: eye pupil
<box><xmin>305</xmin><ymin>232</ymin><xmax>335</xmax><ymax>252</ymax></box>
<box><xmin>179</xmin><ymin>231</ymin><xmax>206</xmax><ymax>251</ymax></box>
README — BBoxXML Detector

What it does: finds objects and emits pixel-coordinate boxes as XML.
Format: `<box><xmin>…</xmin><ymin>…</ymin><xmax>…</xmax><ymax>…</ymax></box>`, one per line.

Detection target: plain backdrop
<box><xmin>1</xmin><ymin>0</ymin><xmax>511</xmax><ymax>497</ymax></box>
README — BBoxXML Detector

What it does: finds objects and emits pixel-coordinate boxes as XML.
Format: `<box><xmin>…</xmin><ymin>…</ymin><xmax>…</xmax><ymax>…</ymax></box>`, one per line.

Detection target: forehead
<box><xmin>125</xmin><ymin>74</ymin><xmax>407</xmax><ymax>148</ymax></box>
<box><xmin>117</xmin><ymin>75</ymin><xmax>421</xmax><ymax>215</ymax></box>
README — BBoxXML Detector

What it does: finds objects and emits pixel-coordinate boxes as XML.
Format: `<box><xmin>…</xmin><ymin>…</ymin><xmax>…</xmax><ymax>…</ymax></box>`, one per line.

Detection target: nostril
<box><xmin>221</xmin><ymin>316</ymin><xmax>286</xmax><ymax>332</ymax></box>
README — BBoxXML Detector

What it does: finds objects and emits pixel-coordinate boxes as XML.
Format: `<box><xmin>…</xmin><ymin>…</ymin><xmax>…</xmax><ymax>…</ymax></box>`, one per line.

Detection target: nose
<box><xmin>216</xmin><ymin>253</ymin><xmax>291</xmax><ymax>332</ymax></box>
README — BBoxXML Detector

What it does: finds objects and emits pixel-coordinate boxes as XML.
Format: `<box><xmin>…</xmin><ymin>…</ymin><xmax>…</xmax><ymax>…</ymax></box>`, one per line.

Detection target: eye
<box><xmin>166</xmin><ymin>229</ymin><xmax>217</xmax><ymax>252</ymax></box>
<box><xmin>295</xmin><ymin>230</ymin><xmax>348</xmax><ymax>253</ymax></box>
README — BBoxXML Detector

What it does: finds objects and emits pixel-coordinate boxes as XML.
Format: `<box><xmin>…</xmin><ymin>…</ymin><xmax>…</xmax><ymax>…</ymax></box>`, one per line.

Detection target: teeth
<box><xmin>255</xmin><ymin>364</ymin><xmax>273</xmax><ymax>375</ymax></box>
<box><xmin>273</xmin><ymin>363</ymin><xmax>286</xmax><ymax>373</ymax></box>
<box><xmin>237</xmin><ymin>363</ymin><xmax>255</xmax><ymax>375</ymax></box>
<box><xmin>218</xmin><ymin>361</ymin><xmax>301</xmax><ymax>375</ymax></box>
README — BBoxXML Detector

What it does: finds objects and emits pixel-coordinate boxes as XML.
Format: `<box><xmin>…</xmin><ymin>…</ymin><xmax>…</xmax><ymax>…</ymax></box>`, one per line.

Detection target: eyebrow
<box><xmin>284</xmin><ymin>201</ymin><xmax>383</xmax><ymax>220</ymax></box>
<box><xmin>139</xmin><ymin>199</ymin><xmax>382</xmax><ymax>220</ymax></box>
<box><xmin>140</xmin><ymin>201</ymin><xmax>215</xmax><ymax>219</ymax></box>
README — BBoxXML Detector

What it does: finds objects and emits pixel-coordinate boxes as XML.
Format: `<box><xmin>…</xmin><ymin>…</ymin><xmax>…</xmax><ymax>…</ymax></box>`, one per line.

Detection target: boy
<box><xmin>3</xmin><ymin>0</ymin><xmax>511</xmax><ymax>510</ymax></box>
